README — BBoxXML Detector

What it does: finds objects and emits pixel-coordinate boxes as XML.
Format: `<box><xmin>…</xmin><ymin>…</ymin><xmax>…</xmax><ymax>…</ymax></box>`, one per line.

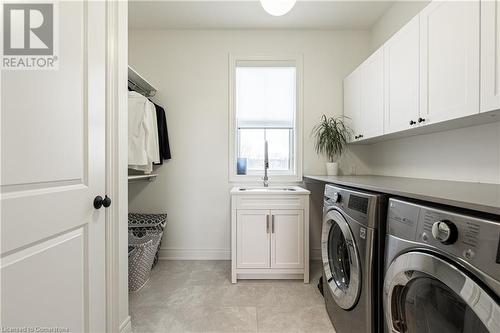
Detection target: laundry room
<box><xmin>1</xmin><ymin>1</ymin><xmax>499</xmax><ymax>333</ymax></box>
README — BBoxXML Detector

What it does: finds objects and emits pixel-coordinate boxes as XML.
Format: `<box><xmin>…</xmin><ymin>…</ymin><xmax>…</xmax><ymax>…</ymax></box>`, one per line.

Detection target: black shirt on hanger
<box><xmin>152</xmin><ymin>103</ymin><xmax>171</xmax><ymax>164</ymax></box>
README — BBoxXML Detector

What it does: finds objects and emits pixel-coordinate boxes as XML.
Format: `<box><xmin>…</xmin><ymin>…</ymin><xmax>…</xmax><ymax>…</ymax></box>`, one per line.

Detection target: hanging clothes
<box><xmin>152</xmin><ymin>103</ymin><xmax>171</xmax><ymax>164</ymax></box>
<box><xmin>128</xmin><ymin>91</ymin><xmax>160</xmax><ymax>173</ymax></box>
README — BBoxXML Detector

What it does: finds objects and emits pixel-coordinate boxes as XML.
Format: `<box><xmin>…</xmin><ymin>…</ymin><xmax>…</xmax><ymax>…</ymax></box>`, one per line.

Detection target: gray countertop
<box><xmin>304</xmin><ymin>175</ymin><xmax>500</xmax><ymax>216</ymax></box>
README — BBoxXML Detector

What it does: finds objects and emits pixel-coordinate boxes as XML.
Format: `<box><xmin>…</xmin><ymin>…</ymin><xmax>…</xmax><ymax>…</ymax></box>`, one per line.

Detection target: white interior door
<box><xmin>271</xmin><ymin>210</ymin><xmax>304</xmax><ymax>269</ymax></box>
<box><xmin>384</xmin><ymin>15</ymin><xmax>420</xmax><ymax>133</ymax></box>
<box><xmin>419</xmin><ymin>0</ymin><xmax>480</xmax><ymax>124</ymax></box>
<box><xmin>236</xmin><ymin>210</ymin><xmax>271</xmax><ymax>269</ymax></box>
<box><xmin>360</xmin><ymin>48</ymin><xmax>384</xmax><ymax>139</ymax></box>
<box><xmin>481</xmin><ymin>0</ymin><xmax>500</xmax><ymax>113</ymax></box>
<box><xmin>1</xmin><ymin>2</ymin><xmax>106</xmax><ymax>332</ymax></box>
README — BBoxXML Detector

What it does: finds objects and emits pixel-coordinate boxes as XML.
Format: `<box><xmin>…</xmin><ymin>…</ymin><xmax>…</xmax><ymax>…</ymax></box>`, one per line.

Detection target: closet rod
<box><xmin>128</xmin><ymin>66</ymin><xmax>157</xmax><ymax>97</ymax></box>
<box><xmin>128</xmin><ymin>174</ymin><xmax>158</xmax><ymax>182</ymax></box>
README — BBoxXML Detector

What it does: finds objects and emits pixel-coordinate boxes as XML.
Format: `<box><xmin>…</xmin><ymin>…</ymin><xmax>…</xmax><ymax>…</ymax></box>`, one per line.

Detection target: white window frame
<box><xmin>228</xmin><ymin>54</ymin><xmax>303</xmax><ymax>183</ymax></box>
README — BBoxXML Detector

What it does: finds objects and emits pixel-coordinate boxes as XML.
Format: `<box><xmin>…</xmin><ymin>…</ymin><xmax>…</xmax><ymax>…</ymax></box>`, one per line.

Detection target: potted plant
<box><xmin>312</xmin><ymin>115</ymin><xmax>351</xmax><ymax>176</ymax></box>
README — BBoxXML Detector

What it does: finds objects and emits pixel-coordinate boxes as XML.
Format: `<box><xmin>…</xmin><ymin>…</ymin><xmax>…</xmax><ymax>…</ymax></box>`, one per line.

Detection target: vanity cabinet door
<box><xmin>419</xmin><ymin>0</ymin><xmax>480</xmax><ymax>124</ymax></box>
<box><xmin>270</xmin><ymin>210</ymin><xmax>304</xmax><ymax>269</ymax></box>
<box><xmin>481</xmin><ymin>0</ymin><xmax>500</xmax><ymax>113</ymax></box>
<box><xmin>236</xmin><ymin>210</ymin><xmax>271</xmax><ymax>269</ymax></box>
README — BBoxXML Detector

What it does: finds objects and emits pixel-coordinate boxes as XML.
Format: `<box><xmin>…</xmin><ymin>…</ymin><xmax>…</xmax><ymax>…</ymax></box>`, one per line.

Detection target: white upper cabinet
<box><xmin>343</xmin><ymin>50</ymin><xmax>384</xmax><ymax>142</ymax></box>
<box><xmin>384</xmin><ymin>16</ymin><xmax>420</xmax><ymax>133</ymax></box>
<box><xmin>481</xmin><ymin>0</ymin><xmax>500</xmax><ymax>113</ymax></box>
<box><xmin>360</xmin><ymin>48</ymin><xmax>384</xmax><ymax>139</ymax></box>
<box><xmin>419</xmin><ymin>0</ymin><xmax>480</xmax><ymax>124</ymax></box>
<box><xmin>343</xmin><ymin>68</ymin><xmax>361</xmax><ymax>142</ymax></box>
<box><xmin>344</xmin><ymin>0</ymin><xmax>497</xmax><ymax>143</ymax></box>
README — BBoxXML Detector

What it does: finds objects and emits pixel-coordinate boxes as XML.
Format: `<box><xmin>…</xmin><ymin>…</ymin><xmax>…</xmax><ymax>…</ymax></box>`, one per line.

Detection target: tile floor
<box><xmin>130</xmin><ymin>260</ymin><xmax>335</xmax><ymax>333</ymax></box>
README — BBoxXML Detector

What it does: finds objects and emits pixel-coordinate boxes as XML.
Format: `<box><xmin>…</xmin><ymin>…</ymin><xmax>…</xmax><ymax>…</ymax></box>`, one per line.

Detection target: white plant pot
<box><xmin>326</xmin><ymin>162</ymin><xmax>339</xmax><ymax>176</ymax></box>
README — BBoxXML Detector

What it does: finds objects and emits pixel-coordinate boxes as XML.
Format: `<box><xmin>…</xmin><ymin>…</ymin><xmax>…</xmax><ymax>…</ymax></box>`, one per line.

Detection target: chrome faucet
<box><xmin>263</xmin><ymin>141</ymin><xmax>269</xmax><ymax>187</ymax></box>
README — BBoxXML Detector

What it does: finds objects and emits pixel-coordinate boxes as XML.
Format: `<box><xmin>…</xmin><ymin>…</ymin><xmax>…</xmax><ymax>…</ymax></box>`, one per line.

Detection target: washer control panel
<box><xmin>387</xmin><ymin>198</ymin><xmax>500</xmax><ymax>279</ymax></box>
<box><xmin>324</xmin><ymin>184</ymin><xmax>384</xmax><ymax>229</ymax></box>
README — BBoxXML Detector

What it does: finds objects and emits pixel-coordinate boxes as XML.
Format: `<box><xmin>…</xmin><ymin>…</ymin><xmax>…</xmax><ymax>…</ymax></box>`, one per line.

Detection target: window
<box><xmin>229</xmin><ymin>55</ymin><xmax>303</xmax><ymax>182</ymax></box>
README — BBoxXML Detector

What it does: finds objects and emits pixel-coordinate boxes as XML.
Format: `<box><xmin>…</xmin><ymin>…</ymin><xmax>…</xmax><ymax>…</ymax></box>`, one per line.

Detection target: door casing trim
<box><xmin>105</xmin><ymin>0</ymin><xmax>129</xmax><ymax>331</ymax></box>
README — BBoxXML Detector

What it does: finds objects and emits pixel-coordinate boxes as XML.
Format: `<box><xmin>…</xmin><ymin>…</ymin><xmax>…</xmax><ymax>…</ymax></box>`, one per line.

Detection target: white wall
<box><xmin>370</xmin><ymin>0</ymin><xmax>430</xmax><ymax>52</ymax></box>
<box><xmin>366</xmin><ymin>122</ymin><xmax>500</xmax><ymax>183</ymax></box>
<box><xmin>128</xmin><ymin>29</ymin><xmax>370</xmax><ymax>260</ymax></box>
<box><xmin>360</xmin><ymin>0</ymin><xmax>500</xmax><ymax>184</ymax></box>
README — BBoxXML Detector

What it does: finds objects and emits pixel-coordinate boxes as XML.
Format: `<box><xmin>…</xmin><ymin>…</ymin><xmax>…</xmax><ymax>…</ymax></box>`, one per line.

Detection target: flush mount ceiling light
<box><xmin>260</xmin><ymin>0</ymin><xmax>297</xmax><ymax>16</ymax></box>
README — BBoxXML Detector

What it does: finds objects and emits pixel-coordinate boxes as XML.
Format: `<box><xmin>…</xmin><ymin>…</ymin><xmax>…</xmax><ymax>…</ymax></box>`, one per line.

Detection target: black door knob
<box><xmin>418</xmin><ymin>117</ymin><xmax>426</xmax><ymax>123</ymax></box>
<box><xmin>103</xmin><ymin>195</ymin><xmax>112</xmax><ymax>208</ymax></box>
<box><xmin>409</xmin><ymin>120</ymin><xmax>416</xmax><ymax>125</ymax></box>
<box><xmin>94</xmin><ymin>195</ymin><xmax>112</xmax><ymax>209</ymax></box>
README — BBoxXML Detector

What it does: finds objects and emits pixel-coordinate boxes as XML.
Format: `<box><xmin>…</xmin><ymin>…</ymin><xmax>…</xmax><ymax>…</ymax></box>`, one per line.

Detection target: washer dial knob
<box><xmin>332</xmin><ymin>192</ymin><xmax>341</xmax><ymax>203</ymax></box>
<box><xmin>431</xmin><ymin>220</ymin><xmax>458</xmax><ymax>245</ymax></box>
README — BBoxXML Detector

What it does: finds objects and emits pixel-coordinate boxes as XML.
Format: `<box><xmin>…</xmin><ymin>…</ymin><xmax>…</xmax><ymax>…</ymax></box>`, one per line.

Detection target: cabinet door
<box><xmin>236</xmin><ymin>210</ymin><xmax>270</xmax><ymax>268</ymax></box>
<box><xmin>419</xmin><ymin>1</ymin><xmax>480</xmax><ymax>124</ymax></box>
<box><xmin>343</xmin><ymin>68</ymin><xmax>361</xmax><ymax>142</ymax></box>
<box><xmin>270</xmin><ymin>210</ymin><xmax>304</xmax><ymax>269</ymax></box>
<box><xmin>481</xmin><ymin>0</ymin><xmax>500</xmax><ymax>113</ymax></box>
<box><xmin>360</xmin><ymin>48</ymin><xmax>384</xmax><ymax>139</ymax></box>
<box><xmin>384</xmin><ymin>15</ymin><xmax>420</xmax><ymax>133</ymax></box>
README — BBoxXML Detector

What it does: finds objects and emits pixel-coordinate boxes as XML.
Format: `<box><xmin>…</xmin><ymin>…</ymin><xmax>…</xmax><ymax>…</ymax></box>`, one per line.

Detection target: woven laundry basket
<box><xmin>128</xmin><ymin>213</ymin><xmax>167</xmax><ymax>268</ymax></box>
<box><xmin>128</xmin><ymin>231</ymin><xmax>162</xmax><ymax>292</ymax></box>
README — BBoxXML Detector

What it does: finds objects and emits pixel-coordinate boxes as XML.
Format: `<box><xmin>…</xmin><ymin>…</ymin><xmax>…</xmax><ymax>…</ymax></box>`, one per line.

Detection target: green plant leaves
<box><xmin>312</xmin><ymin>114</ymin><xmax>352</xmax><ymax>162</ymax></box>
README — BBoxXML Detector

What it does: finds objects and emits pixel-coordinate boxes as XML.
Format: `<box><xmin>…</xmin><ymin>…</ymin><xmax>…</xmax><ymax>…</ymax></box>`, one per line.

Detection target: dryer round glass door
<box><xmin>321</xmin><ymin>209</ymin><xmax>361</xmax><ymax>310</ymax></box>
<box><xmin>384</xmin><ymin>252</ymin><xmax>500</xmax><ymax>333</ymax></box>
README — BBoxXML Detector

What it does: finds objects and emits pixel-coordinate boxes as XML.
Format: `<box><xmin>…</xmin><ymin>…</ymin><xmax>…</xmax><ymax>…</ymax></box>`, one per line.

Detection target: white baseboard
<box><xmin>119</xmin><ymin>315</ymin><xmax>132</xmax><ymax>333</ymax></box>
<box><xmin>159</xmin><ymin>248</ymin><xmax>230</xmax><ymax>260</ymax></box>
<box><xmin>158</xmin><ymin>248</ymin><xmax>321</xmax><ymax>261</ymax></box>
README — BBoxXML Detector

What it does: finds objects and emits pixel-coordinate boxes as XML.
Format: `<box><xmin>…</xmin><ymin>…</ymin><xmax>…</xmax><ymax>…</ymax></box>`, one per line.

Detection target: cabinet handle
<box><xmin>418</xmin><ymin>117</ymin><xmax>426</xmax><ymax>123</ymax></box>
<box><xmin>409</xmin><ymin>120</ymin><xmax>416</xmax><ymax>125</ymax></box>
<box><xmin>266</xmin><ymin>215</ymin><xmax>270</xmax><ymax>233</ymax></box>
<box><xmin>272</xmin><ymin>215</ymin><xmax>275</xmax><ymax>233</ymax></box>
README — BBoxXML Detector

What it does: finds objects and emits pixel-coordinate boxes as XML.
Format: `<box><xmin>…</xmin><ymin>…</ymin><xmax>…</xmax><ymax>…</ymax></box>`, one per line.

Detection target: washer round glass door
<box><xmin>384</xmin><ymin>252</ymin><xmax>500</xmax><ymax>333</ymax></box>
<box><xmin>321</xmin><ymin>209</ymin><xmax>361</xmax><ymax>310</ymax></box>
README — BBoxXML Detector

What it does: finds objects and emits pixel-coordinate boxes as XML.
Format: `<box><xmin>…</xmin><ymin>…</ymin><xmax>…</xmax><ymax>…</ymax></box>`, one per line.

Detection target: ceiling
<box><xmin>128</xmin><ymin>0</ymin><xmax>395</xmax><ymax>30</ymax></box>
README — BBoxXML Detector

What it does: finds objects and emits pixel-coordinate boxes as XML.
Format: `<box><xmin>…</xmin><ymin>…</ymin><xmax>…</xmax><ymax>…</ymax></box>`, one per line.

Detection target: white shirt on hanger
<box><xmin>128</xmin><ymin>91</ymin><xmax>160</xmax><ymax>173</ymax></box>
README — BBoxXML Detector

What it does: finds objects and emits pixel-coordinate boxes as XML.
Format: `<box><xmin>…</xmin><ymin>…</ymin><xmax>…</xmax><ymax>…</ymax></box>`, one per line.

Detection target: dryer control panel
<box><xmin>387</xmin><ymin>199</ymin><xmax>500</xmax><ymax>280</ymax></box>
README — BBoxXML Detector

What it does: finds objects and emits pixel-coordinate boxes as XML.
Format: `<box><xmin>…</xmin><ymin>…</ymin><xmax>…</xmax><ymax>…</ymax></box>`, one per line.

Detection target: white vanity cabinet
<box><xmin>230</xmin><ymin>187</ymin><xmax>310</xmax><ymax>283</ymax></box>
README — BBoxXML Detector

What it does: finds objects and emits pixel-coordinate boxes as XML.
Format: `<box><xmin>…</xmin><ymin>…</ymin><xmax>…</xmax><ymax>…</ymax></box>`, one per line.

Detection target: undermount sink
<box><xmin>231</xmin><ymin>186</ymin><xmax>310</xmax><ymax>195</ymax></box>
